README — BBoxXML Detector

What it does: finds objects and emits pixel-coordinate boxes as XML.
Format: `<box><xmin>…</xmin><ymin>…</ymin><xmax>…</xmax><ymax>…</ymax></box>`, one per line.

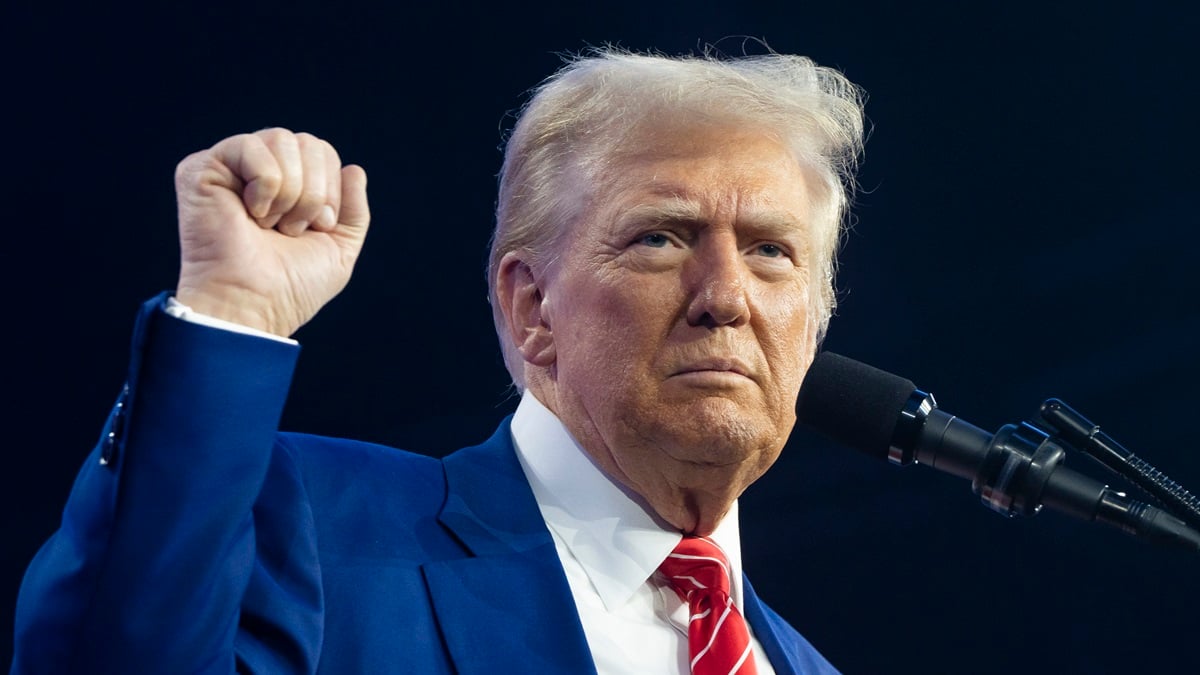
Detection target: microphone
<box><xmin>795</xmin><ymin>351</ymin><xmax>1200</xmax><ymax>552</ymax></box>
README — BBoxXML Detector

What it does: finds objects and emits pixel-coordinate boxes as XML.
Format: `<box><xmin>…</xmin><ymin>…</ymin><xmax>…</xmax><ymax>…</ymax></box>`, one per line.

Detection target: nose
<box><xmin>685</xmin><ymin>235</ymin><xmax>750</xmax><ymax>328</ymax></box>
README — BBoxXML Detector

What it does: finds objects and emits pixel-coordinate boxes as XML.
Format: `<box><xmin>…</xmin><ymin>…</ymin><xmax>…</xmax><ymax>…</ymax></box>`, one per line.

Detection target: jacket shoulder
<box><xmin>268</xmin><ymin>432</ymin><xmax>456</xmax><ymax>560</ymax></box>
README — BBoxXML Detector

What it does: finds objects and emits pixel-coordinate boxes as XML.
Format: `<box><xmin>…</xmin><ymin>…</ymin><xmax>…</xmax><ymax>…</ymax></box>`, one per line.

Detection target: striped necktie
<box><xmin>659</xmin><ymin>536</ymin><xmax>759</xmax><ymax>675</ymax></box>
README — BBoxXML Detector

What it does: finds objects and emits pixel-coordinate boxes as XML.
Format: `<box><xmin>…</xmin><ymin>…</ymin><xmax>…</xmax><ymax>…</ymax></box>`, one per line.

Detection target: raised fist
<box><xmin>173</xmin><ymin>128</ymin><xmax>370</xmax><ymax>337</ymax></box>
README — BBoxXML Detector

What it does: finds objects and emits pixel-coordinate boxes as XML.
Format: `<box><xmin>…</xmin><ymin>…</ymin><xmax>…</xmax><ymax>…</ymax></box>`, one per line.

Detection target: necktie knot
<box><xmin>659</xmin><ymin>536</ymin><xmax>733</xmax><ymax>601</ymax></box>
<box><xmin>657</xmin><ymin>537</ymin><xmax>758</xmax><ymax>675</ymax></box>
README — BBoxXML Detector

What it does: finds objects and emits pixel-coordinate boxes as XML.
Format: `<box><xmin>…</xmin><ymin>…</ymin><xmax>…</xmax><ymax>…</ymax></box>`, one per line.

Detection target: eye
<box><xmin>755</xmin><ymin>243</ymin><xmax>787</xmax><ymax>258</ymax></box>
<box><xmin>638</xmin><ymin>232</ymin><xmax>671</xmax><ymax>248</ymax></box>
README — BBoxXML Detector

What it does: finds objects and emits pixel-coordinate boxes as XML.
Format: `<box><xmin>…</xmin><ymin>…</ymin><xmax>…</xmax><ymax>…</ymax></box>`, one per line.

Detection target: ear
<box><xmin>496</xmin><ymin>252</ymin><xmax>556</xmax><ymax>367</ymax></box>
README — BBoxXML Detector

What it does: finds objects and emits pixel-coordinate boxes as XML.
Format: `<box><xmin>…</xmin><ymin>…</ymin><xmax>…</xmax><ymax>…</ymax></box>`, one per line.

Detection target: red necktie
<box><xmin>659</xmin><ymin>537</ymin><xmax>759</xmax><ymax>675</ymax></box>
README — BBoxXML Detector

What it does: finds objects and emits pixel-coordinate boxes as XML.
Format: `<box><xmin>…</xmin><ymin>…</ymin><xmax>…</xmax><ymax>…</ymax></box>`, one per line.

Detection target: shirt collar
<box><xmin>510</xmin><ymin>390</ymin><xmax>745</xmax><ymax>612</ymax></box>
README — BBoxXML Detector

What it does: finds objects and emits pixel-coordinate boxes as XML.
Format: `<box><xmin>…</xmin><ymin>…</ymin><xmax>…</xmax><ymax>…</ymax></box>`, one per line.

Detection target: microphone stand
<box><xmin>893</xmin><ymin>390</ymin><xmax>1200</xmax><ymax>553</ymax></box>
<box><xmin>1036</xmin><ymin>398</ymin><xmax>1200</xmax><ymax>536</ymax></box>
<box><xmin>795</xmin><ymin>352</ymin><xmax>1200</xmax><ymax>553</ymax></box>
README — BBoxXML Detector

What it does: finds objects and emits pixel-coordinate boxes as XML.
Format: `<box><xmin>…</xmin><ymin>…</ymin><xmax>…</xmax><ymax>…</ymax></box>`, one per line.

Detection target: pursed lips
<box><xmin>671</xmin><ymin>357</ymin><xmax>754</xmax><ymax>379</ymax></box>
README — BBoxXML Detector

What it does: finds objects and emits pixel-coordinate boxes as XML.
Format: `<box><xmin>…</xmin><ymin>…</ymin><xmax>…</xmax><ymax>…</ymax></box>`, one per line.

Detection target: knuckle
<box><xmin>256</xmin><ymin>126</ymin><xmax>293</xmax><ymax>141</ymax></box>
<box><xmin>174</xmin><ymin>151</ymin><xmax>203</xmax><ymax>183</ymax></box>
<box><xmin>258</xmin><ymin>128</ymin><xmax>299</xmax><ymax>156</ymax></box>
<box><xmin>279</xmin><ymin>164</ymin><xmax>303</xmax><ymax>192</ymax></box>
<box><xmin>295</xmin><ymin>186</ymin><xmax>326</xmax><ymax>210</ymax></box>
<box><xmin>238</xmin><ymin>132</ymin><xmax>267</xmax><ymax>153</ymax></box>
<box><xmin>254</xmin><ymin>170</ymin><xmax>282</xmax><ymax>192</ymax></box>
<box><xmin>321</xmin><ymin>139</ymin><xmax>342</xmax><ymax>165</ymax></box>
<box><xmin>304</xmin><ymin>166</ymin><xmax>326</xmax><ymax>190</ymax></box>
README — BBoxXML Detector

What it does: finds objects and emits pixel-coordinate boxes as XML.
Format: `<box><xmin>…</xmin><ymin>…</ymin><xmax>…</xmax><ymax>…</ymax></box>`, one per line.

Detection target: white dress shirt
<box><xmin>511</xmin><ymin>390</ymin><xmax>777</xmax><ymax>674</ymax></box>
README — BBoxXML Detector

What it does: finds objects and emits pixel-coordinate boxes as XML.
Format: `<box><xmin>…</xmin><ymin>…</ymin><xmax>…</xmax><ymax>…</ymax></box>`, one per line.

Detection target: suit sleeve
<box><xmin>11</xmin><ymin>294</ymin><xmax>318</xmax><ymax>674</ymax></box>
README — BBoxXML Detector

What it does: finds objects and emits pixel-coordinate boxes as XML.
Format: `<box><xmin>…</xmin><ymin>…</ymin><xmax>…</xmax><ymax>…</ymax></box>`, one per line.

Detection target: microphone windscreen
<box><xmin>795</xmin><ymin>352</ymin><xmax>917</xmax><ymax>460</ymax></box>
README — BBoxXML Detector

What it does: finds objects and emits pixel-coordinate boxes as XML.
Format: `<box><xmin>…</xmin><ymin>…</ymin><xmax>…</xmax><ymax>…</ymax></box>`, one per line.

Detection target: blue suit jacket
<box><xmin>12</xmin><ymin>296</ymin><xmax>837</xmax><ymax>674</ymax></box>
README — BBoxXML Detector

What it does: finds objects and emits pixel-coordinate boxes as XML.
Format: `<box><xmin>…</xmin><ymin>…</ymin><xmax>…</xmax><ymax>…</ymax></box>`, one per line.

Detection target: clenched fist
<box><xmin>173</xmin><ymin>128</ymin><xmax>370</xmax><ymax>337</ymax></box>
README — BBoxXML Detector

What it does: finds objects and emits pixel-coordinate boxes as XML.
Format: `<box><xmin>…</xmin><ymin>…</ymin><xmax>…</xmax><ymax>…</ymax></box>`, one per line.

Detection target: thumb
<box><xmin>333</xmin><ymin>164</ymin><xmax>370</xmax><ymax>255</ymax></box>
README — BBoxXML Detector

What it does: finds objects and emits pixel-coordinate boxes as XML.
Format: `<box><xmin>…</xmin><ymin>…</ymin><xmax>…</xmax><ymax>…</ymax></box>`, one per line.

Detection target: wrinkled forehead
<box><xmin>583</xmin><ymin>120</ymin><xmax>815</xmax><ymax>226</ymax></box>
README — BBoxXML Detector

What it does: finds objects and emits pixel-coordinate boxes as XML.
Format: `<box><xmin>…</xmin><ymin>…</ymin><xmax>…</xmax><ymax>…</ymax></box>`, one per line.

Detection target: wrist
<box><xmin>174</xmin><ymin>286</ymin><xmax>293</xmax><ymax>337</ymax></box>
<box><xmin>165</xmin><ymin>297</ymin><xmax>299</xmax><ymax>345</ymax></box>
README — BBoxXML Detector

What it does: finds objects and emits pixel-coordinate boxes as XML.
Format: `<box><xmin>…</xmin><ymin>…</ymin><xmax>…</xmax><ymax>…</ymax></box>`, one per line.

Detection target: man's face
<box><xmin>534</xmin><ymin>122</ymin><xmax>821</xmax><ymax>526</ymax></box>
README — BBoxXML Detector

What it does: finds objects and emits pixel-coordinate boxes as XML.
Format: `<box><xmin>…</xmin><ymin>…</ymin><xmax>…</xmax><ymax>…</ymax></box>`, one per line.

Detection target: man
<box><xmin>12</xmin><ymin>48</ymin><xmax>864</xmax><ymax>673</ymax></box>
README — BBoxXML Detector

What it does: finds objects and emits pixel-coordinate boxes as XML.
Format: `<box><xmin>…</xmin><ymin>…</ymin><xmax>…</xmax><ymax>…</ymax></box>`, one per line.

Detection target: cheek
<box><xmin>554</xmin><ymin>280</ymin><xmax>661</xmax><ymax>381</ymax></box>
<box><xmin>760</xmin><ymin>295</ymin><xmax>818</xmax><ymax>392</ymax></box>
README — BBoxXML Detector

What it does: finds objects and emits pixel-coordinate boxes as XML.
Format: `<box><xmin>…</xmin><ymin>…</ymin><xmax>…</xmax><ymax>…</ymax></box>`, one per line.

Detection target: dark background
<box><xmin>3</xmin><ymin>1</ymin><xmax>1198</xmax><ymax>672</ymax></box>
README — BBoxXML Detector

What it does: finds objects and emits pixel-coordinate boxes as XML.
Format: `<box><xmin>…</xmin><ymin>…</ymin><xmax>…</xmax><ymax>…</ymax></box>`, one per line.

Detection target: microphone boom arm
<box><xmin>1037</xmin><ymin>398</ymin><xmax>1200</xmax><ymax>536</ymax></box>
<box><xmin>897</xmin><ymin>389</ymin><xmax>1200</xmax><ymax>552</ymax></box>
<box><xmin>796</xmin><ymin>352</ymin><xmax>1200</xmax><ymax>554</ymax></box>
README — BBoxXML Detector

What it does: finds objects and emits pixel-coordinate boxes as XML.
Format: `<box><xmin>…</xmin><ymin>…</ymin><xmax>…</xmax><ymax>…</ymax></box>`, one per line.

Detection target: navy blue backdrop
<box><xmin>3</xmin><ymin>1</ymin><xmax>1198</xmax><ymax>672</ymax></box>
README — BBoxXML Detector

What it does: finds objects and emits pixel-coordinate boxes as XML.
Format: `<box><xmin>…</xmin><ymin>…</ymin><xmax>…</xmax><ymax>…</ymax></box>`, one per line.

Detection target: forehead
<box><xmin>589</xmin><ymin>123</ymin><xmax>812</xmax><ymax>233</ymax></box>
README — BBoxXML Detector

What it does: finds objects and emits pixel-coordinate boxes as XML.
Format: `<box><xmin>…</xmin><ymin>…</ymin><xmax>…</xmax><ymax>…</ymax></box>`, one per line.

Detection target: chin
<box><xmin>649</xmin><ymin>397</ymin><xmax>782</xmax><ymax>466</ymax></box>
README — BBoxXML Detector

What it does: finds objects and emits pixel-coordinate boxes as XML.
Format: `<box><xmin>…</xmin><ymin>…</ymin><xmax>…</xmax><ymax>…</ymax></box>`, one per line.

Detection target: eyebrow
<box><xmin>615</xmin><ymin>198</ymin><xmax>704</xmax><ymax>229</ymax></box>
<box><xmin>615</xmin><ymin>195</ymin><xmax>805</xmax><ymax>239</ymax></box>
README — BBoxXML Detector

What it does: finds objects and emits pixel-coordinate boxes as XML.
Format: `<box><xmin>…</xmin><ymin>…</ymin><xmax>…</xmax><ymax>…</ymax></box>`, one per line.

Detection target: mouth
<box><xmin>672</xmin><ymin>358</ymin><xmax>754</xmax><ymax>379</ymax></box>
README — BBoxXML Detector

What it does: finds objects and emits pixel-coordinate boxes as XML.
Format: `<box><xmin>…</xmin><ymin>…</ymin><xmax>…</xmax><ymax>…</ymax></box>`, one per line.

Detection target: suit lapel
<box><xmin>425</xmin><ymin>420</ymin><xmax>597</xmax><ymax>675</ymax></box>
<box><xmin>743</xmin><ymin>575</ymin><xmax>799</xmax><ymax>675</ymax></box>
